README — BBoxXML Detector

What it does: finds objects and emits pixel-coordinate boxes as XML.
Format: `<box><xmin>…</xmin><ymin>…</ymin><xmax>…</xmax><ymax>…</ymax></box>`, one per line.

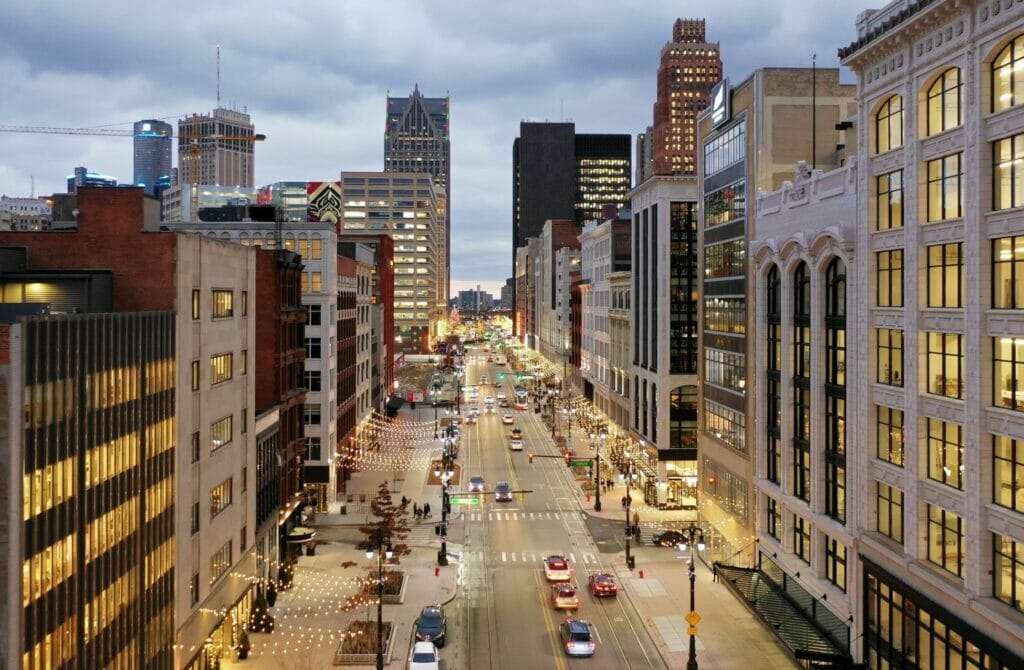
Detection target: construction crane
<box><xmin>0</xmin><ymin>124</ymin><xmax>266</xmax><ymax>143</ymax></box>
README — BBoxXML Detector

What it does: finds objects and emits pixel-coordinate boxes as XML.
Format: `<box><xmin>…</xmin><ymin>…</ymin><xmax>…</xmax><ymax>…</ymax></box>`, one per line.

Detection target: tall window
<box><xmin>210</xmin><ymin>478</ymin><xmax>233</xmax><ymax>518</ymax></box>
<box><xmin>876</xmin><ymin>406</ymin><xmax>905</xmax><ymax>466</ymax></box>
<box><xmin>993</xmin><ymin>534</ymin><xmax>1024</xmax><ymax>615</ymax></box>
<box><xmin>306</xmin><ymin>437</ymin><xmax>322</xmax><ymax>461</ymax></box>
<box><xmin>876</xmin><ymin>329</ymin><xmax>904</xmax><ymax>387</ymax></box>
<box><xmin>876</xmin><ymin>482</ymin><xmax>904</xmax><ymax>543</ymax></box>
<box><xmin>993</xmin><ymin>236</ymin><xmax>1024</xmax><ymax>308</ymax></box>
<box><xmin>876</xmin><ymin>249</ymin><xmax>903</xmax><ymax>307</ymax></box>
<box><xmin>191</xmin><ymin>360</ymin><xmax>200</xmax><ymax>391</ymax></box>
<box><xmin>926</xmin><ymin>68</ymin><xmax>962</xmax><ymax>135</ymax></box>
<box><xmin>876</xmin><ymin>170</ymin><xmax>904</xmax><ymax>230</ymax></box>
<box><xmin>926</xmin><ymin>505</ymin><xmax>964</xmax><ymax>578</ymax></box>
<box><xmin>993</xmin><ymin>434</ymin><xmax>1024</xmax><ymax>513</ymax></box>
<box><xmin>824</xmin><ymin>259</ymin><xmax>846</xmax><ymax>523</ymax></box>
<box><xmin>210</xmin><ymin>540</ymin><xmax>232</xmax><ymax>585</ymax></box>
<box><xmin>926</xmin><ymin>418</ymin><xmax>964</xmax><ymax>490</ymax></box>
<box><xmin>191</xmin><ymin>289</ymin><xmax>200</xmax><ymax>320</ymax></box>
<box><xmin>793</xmin><ymin>264</ymin><xmax>810</xmax><ymax>376</ymax></box>
<box><xmin>304</xmin><ymin>403</ymin><xmax>321</xmax><ymax>425</ymax></box>
<box><xmin>927</xmin><ymin>153</ymin><xmax>963</xmax><ymax>221</ymax></box>
<box><xmin>211</xmin><ymin>415</ymin><xmax>232</xmax><ymax>451</ymax></box>
<box><xmin>875</xmin><ymin>94</ymin><xmax>904</xmax><ymax>153</ymax></box>
<box><xmin>824</xmin><ymin>536</ymin><xmax>847</xmax><ymax>592</ymax></box>
<box><xmin>304</xmin><ymin>370</ymin><xmax>321</xmax><ymax>392</ymax></box>
<box><xmin>793</xmin><ymin>515</ymin><xmax>811</xmax><ymax>564</ymax></box>
<box><xmin>926</xmin><ymin>332</ymin><xmax>964</xmax><ymax>398</ymax></box>
<box><xmin>212</xmin><ymin>289</ymin><xmax>234</xmax><ymax>318</ymax></box>
<box><xmin>670</xmin><ymin>201</ymin><xmax>698</xmax><ymax>375</ymax></box>
<box><xmin>766</xmin><ymin>266</ymin><xmax>781</xmax><ymax>485</ymax></box>
<box><xmin>307</xmin><ymin>304</ymin><xmax>321</xmax><ymax>326</ymax></box>
<box><xmin>305</xmin><ymin>337</ymin><xmax>321</xmax><ymax>359</ymax></box>
<box><xmin>766</xmin><ymin>498</ymin><xmax>781</xmax><ymax>540</ymax></box>
<box><xmin>926</xmin><ymin>243</ymin><xmax>964</xmax><ymax>308</ymax></box>
<box><xmin>792</xmin><ymin>263</ymin><xmax>811</xmax><ymax>504</ymax></box>
<box><xmin>994</xmin><ymin>133</ymin><xmax>1024</xmax><ymax>210</ymax></box>
<box><xmin>210</xmin><ymin>353</ymin><xmax>233</xmax><ymax>385</ymax></box>
<box><xmin>993</xmin><ymin>35</ymin><xmax>1024</xmax><ymax>113</ymax></box>
<box><xmin>994</xmin><ymin>336</ymin><xmax>1024</xmax><ymax>411</ymax></box>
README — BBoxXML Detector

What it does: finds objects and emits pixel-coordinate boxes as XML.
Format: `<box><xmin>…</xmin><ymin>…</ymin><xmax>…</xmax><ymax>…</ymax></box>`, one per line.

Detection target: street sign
<box><xmin>449</xmin><ymin>495</ymin><xmax>480</xmax><ymax>505</ymax></box>
<box><xmin>685</xmin><ymin>611</ymin><xmax>701</xmax><ymax>626</ymax></box>
<box><xmin>570</xmin><ymin>459</ymin><xmax>593</xmax><ymax>467</ymax></box>
<box><xmin>688</xmin><ymin>626</ymin><xmax>699</xmax><ymax>635</ymax></box>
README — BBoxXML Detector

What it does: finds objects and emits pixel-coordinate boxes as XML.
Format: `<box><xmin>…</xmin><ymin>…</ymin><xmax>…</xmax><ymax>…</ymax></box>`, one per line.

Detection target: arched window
<box><xmin>792</xmin><ymin>262</ymin><xmax>811</xmax><ymax>503</ymax></box>
<box><xmin>766</xmin><ymin>266</ymin><xmax>781</xmax><ymax>485</ymax></box>
<box><xmin>825</xmin><ymin>258</ymin><xmax>847</xmax><ymax>524</ymax></box>
<box><xmin>926</xmin><ymin>68</ymin><xmax>962</xmax><ymax>136</ymax></box>
<box><xmin>993</xmin><ymin>35</ymin><xmax>1024</xmax><ymax>113</ymax></box>
<box><xmin>875</xmin><ymin>94</ymin><xmax>904</xmax><ymax>153</ymax></box>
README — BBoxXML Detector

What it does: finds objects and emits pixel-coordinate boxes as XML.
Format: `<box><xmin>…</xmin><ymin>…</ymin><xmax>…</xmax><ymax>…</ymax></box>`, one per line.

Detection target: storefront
<box><xmin>183</xmin><ymin>589</ymin><xmax>254</xmax><ymax>670</ymax></box>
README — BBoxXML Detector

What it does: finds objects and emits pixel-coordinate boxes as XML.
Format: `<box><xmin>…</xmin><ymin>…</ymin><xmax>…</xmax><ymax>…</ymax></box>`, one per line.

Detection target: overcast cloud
<box><xmin>0</xmin><ymin>0</ymin><xmax>865</xmax><ymax>294</ymax></box>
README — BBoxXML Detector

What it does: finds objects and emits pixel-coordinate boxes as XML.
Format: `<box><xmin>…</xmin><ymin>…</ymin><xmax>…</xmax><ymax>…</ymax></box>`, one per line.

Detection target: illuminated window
<box><xmin>311</xmin><ymin>272</ymin><xmax>322</xmax><ymax>292</ymax></box>
<box><xmin>311</xmin><ymin>239</ymin><xmax>322</xmax><ymax>260</ymax></box>
<box><xmin>211</xmin><ymin>415</ymin><xmax>232</xmax><ymax>451</ymax></box>
<box><xmin>190</xmin><ymin>360</ymin><xmax>200</xmax><ymax>391</ymax></box>
<box><xmin>927</xmin><ymin>332</ymin><xmax>963</xmax><ymax>398</ymax></box>
<box><xmin>876</xmin><ymin>249</ymin><xmax>903</xmax><ymax>307</ymax></box>
<box><xmin>191</xmin><ymin>289</ymin><xmax>200</xmax><ymax>320</ymax></box>
<box><xmin>793</xmin><ymin>514</ymin><xmax>811</xmax><ymax>564</ymax></box>
<box><xmin>993</xmin><ymin>235</ymin><xmax>1024</xmax><ymax>308</ymax></box>
<box><xmin>209</xmin><ymin>539</ymin><xmax>232</xmax><ymax>585</ymax></box>
<box><xmin>240</xmin><ymin>349</ymin><xmax>247</xmax><ymax>375</ymax></box>
<box><xmin>210</xmin><ymin>478</ymin><xmax>232</xmax><ymax>518</ymax></box>
<box><xmin>926</xmin><ymin>418</ymin><xmax>963</xmax><ymax>490</ymax></box>
<box><xmin>212</xmin><ymin>289</ymin><xmax>233</xmax><ymax>318</ymax></box>
<box><xmin>875</xmin><ymin>94</ymin><xmax>903</xmax><ymax>153</ymax></box>
<box><xmin>926</xmin><ymin>243</ymin><xmax>963</xmax><ymax>308</ymax></box>
<box><xmin>876</xmin><ymin>329</ymin><xmax>903</xmax><ymax>387</ymax></box>
<box><xmin>876</xmin><ymin>406</ymin><xmax>904</xmax><ymax>466</ymax></box>
<box><xmin>994</xmin><ymin>435</ymin><xmax>1024</xmax><ymax>512</ymax></box>
<box><xmin>926</xmin><ymin>153</ymin><xmax>962</xmax><ymax>221</ymax></box>
<box><xmin>210</xmin><ymin>353</ymin><xmax>232</xmax><ymax>385</ymax></box>
<box><xmin>824</xmin><ymin>536</ymin><xmax>847</xmax><ymax>592</ymax></box>
<box><xmin>994</xmin><ymin>336</ymin><xmax>1024</xmax><ymax>411</ymax></box>
<box><xmin>876</xmin><ymin>170</ymin><xmax>903</xmax><ymax>230</ymax></box>
<box><xmin>994</xmin><ymin>133</ymin><xmax>1024</xmax><ymax>211</ymax></box>
<box><xmin>190</xmin><ymin>573</ymin><xmax>199</xmax><ymax>606</ymax></box>
<box><xmin>876</xmin><ymin>482</ymin><xmax>903</xmax><ymax>543</ymax></box>
<box><xmin>992</xmin><ymin>35</ymin><xmax>1024</xmax><ymax>113</ymax></box>
<box><xmin>926</xmin><ymin>68</ymin><xmax>962</xmax><ymax>135</ymax></box>
<box><xmin>926</xmin><ymin>504</ymin><xmax>963</xmax><ymax>577</ymax></box>
<box><xmin>994</xmin><ymin>533</ymin><xmax>1024</xmax><ymax>615</ymax></box>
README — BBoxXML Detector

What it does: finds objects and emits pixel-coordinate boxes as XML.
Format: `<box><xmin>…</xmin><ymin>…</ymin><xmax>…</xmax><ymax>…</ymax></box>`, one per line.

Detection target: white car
<box><xmin>483</xmin><ymin>396</ymin><xmax>495</xmax><ymax>405</ymax></box>
<box><xmin>408</xmin><ymin>641</ymin><xmax>440</xmax><ymax>670</ymax></box>
<box><xmin>509</xmin><ymin>438</ymin><xmax>523</xmax><ymax>451</ymax></box>
<box><xmin>496</xmin><ymin>391</ymin><xmax>507</xmax><ymax>400</ymax></box>
<box><xmin>502</xmin><ymin>414</ymin><xmax>515</xmax><ymax>425</ymax></box>
<box><xmin>543</xmin><ymin>555</ymin><xmax>571</xmax><ymax>582</ymax></box>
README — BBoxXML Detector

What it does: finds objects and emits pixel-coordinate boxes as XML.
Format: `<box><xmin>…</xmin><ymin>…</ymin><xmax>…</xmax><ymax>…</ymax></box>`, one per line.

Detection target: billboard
<box><xmin>306</xmin><ymin>181</ymin><xmax>342</xmax><ymax>223</ymax></box>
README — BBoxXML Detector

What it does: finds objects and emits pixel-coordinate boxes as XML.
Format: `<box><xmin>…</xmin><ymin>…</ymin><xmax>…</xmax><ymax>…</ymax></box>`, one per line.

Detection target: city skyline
<box><xmin>0</xmin><ymin>0</ymin><xmax>861</xmax><ymax>285</ymax></box>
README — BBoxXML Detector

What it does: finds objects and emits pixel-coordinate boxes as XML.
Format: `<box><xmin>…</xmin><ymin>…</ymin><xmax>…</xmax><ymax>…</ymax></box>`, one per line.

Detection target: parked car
<box><xmin>587</xmin><ymin>572</ymin><xmax>618</xmax><ymax>597</ymax></box>
<box><xmin>559</xmin><ymin>619</ymin><xmax>596</xmax><ymax>657</ymax></box>
<box><xmin>414</xmin><ymin>605</ymin><xmax>447</xmax><ymax>647</ymax></box>
<box><xmin>551</xmin><ymin>583</ymin><xmax>580</xmax><ymax>610</ymax></box>
<box><xmin>408</xmin><ymin>641</ymin><xmax>440</xmax><ymax>670</ymax></box>
<box><xmin>652</xmin><ymin>530</ymin><xmax>687</xmax><ymax>548</ymax></box>
<box><xmin>494</xmin><ymin>481</ymin><xmax>513</xmax><ymax>502</ymax></box>
<box><xmin>543</xmin><ymin>555</ymin><xmax>571</xmax><ymax>581</ymax></box>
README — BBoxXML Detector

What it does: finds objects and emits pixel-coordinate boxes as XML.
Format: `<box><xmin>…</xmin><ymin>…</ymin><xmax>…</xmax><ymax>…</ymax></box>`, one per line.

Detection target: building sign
<box><xmin>711</xmin><ymin>79</ymin><xmax>730</xmax><ymax>129</ymax></box>
<box><xmin>306</xmin><ymin>181</ymin><xmax>341</xmax><ymax>223</ymax></box>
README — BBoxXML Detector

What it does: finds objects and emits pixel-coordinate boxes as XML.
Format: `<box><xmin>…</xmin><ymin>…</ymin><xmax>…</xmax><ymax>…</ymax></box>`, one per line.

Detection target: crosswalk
<box><xmin>466</xmin><ymin>510</ymin><xmax>569</xmax><ymax>522</ymax></box>
<box><xmin>455</xmin><ymin>549</ymin><xmax>600</xmax><ymax>566</ymax></box>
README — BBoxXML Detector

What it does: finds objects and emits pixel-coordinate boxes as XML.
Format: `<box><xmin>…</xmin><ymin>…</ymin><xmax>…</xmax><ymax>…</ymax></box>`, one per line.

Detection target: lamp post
<box><xmin>365</xmin><ymin>533</ymin><xmax>393</xmax><ymax>670</ymax></box>
<box><xmin>679</xmin><ymin>524</ymin><xmax>706</xmax><ymax>670</ymax></box>
<box><xmin>590</xmin><ymin>429</ymin><xmax>606</xmax><ymax>512</ymax></box>
<box><xmin>434</xmin><ymin>456</ymin><xmax>453</xmax><ymax>566</ymax></box>
<box><xmin>624</xmin><ymin>458</ymin><xmax>635</xmax><ymax>570</ymax></box>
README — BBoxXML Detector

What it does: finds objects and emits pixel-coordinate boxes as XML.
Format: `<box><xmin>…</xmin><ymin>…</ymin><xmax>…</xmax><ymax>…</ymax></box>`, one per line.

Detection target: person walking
<box><xmin>621</xmin><ymin>495</ymin><xmax>627</xmax><ymax>510</ymax></box>
<box><xmin>423</xmin><ymin>502</ymin><xmax>431</xmax><ymax>518</ymax></box>
<box><xmin>413</xmin><ymin>503</ymin><xmax>421</xmax><ymax>520</ymax></box>
<box><xmin>713</xmin><ymin>564</ymin><xmax>720</xmax><ymax>583</ymax></box>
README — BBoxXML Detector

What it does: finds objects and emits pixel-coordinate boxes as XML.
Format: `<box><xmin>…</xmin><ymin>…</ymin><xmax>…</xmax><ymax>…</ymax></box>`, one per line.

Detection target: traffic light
<box><xmin>564</xmin><ymin>452</ymin><xmax>571</xmax><ymax>467</ymax></box>
<box><xmin>528</xmin><ymin>453</ymin><xmax>534</xmax><ymax>463</ymax></box>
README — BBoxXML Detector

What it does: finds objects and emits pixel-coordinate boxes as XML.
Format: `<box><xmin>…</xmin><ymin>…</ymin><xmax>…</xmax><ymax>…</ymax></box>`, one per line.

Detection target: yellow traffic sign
<box><xmin>685</xmin><ymin>611</ymin><xmax>701</xmax><ymax>626</ymax></box>
<box><xmin>688</xmin><ymin>626</ymin><xmax>699</xmax><ymax>636</ymax></box>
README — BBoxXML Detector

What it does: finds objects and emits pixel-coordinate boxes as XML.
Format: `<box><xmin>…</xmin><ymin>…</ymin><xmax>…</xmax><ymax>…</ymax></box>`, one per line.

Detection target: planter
<box><xmin>333</xmin><ymin>621</ymin><xmax>393</xmax><ymax>666</ymax></box>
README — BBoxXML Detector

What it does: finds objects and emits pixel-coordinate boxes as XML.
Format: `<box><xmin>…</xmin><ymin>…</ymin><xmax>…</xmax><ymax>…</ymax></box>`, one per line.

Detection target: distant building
<box><xmin>500</xmin><ymin>277</ymin><xmax>514</xmax><ymax>310</ymax></box>
<box><xmin>0</xmin><ymin>195</ymin><xmax>51</xmax><ymax>231</ymax></box>
<box><xmin>133</xmin><ymin>119</ymin><xmax>173</xmax><ymax>195</ymax></box>
<box><xmin>635</xmin><ymin>126</ymin><xmax>654</xmax><ymax>185</ymax></box>
<box><xmin>456</xmin><ymin>288</ymin><xmax>494</xmax><ymax>312</ymax></box>
<box><xmin>385</xmin><ymin>85</ymin><xmax>451</xmax><ymax>301</ymax></box>
<box><xmin>177</xmin><ymin>107</ymin><xmax>257</xmax><ymax>188</ymax></box>
<box><xmin>651</xmin><ymin>18</ymin><xmax>721</xmax><ymax>176</ymax></box>
<box><xmin>66</xmin><ymin>166</ymin><xmax>117</xmax><ymax>193</ymax></box>
<box><xmin>161</xmin><ymin>183</ymin><xmax>257</xmax><ymax>222</ymax></box>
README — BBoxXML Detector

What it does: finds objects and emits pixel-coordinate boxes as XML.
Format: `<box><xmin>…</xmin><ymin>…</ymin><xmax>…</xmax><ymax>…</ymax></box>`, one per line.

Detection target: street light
<box><xmin>624</xmin><ymin>457</ymin><xmax>636</xmax><ymax>570</ymax></box>
<box><xmin>434</xmin><ymin>457</ymin><xmax>454</xmax><ymax>566</ymax></box>
<box><xmin>590</xmin><ymin>429</ymin><xmax>606</xmax><ymax>512</ymax></box>
<box><xmin>365</xmin><ymin>534</ymin><xmax>393</xmax><ymax>670</ymax></box>
<box><xmin>678</xmin><ymin>524</ymin><xmax>706</xmax><ymax>670</ymax></box>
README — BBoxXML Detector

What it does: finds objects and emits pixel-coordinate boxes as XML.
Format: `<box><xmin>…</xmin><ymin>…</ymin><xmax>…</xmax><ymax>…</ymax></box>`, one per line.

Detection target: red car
<box><xmin>587</xmin><ymin>572</ymin><xmax>618</xmax><ymax>597</ymax></box>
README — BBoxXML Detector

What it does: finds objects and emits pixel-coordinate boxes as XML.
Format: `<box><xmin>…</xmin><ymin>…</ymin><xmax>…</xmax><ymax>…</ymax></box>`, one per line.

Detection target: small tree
<box><xmin>354</xmin><ymin>481</ymin><xmax>412</xmax><ymax>563</ymax></box>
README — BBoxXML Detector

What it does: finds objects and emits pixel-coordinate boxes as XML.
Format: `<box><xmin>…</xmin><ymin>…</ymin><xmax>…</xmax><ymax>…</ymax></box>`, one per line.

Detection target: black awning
<box><xmin>717</xmin><ymin>564</ymin><xmax>853</xmax><ymax>665</ymax></box>
<box><xmin>303</xmin><ymin>464</ymin><xmax>330</xmax><ymax>484</ymax></box>
<box><xmin>386</xmin><ymin>395</ymin><xmax>405</xmax><ymax>410</ymax></box>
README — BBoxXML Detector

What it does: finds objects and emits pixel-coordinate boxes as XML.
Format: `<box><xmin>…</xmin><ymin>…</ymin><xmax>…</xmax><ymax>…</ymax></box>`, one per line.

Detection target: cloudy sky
<box><xmin>0</xmin><ymin>0</ymin><xmax>865</xmax><ymax>295</ymax></box>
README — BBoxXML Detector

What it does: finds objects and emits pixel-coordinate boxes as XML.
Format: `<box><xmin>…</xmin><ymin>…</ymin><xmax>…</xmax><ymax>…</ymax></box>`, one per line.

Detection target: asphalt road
<box><xmin>442</xmin><ymin>349</ymin><xmax>667</xmax><ymax>669</ymax></box>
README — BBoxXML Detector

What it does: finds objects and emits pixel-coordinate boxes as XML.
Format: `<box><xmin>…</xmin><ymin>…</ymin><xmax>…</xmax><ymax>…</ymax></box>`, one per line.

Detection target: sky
<box><xmin>0</xmin><ymin>0</ymin><xmax>867</xmax><ymax>294</ymax></box>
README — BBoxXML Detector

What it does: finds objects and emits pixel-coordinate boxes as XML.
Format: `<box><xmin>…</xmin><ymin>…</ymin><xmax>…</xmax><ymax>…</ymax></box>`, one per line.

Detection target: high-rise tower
<box><xmin>651</xmin><ymin>19</ymin><xmax>721</xmax><ymax>175</ymax></box>
<box><xmin>385</xmin><ymin>85</ymin><xmax>451</xmax><ymax>304</ymax></box>
<box><xmin>177</xmin><ymin>107</ymin><xmax>256</xmax><ymax>187</ymax></box>
<box><xmin>133</xmin><ymin>119</ymin><xmax>173</xmax><ymax>196</ymax></box>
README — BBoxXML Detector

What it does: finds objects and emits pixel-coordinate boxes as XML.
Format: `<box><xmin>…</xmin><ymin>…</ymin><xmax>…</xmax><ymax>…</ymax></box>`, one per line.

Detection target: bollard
<box><xmin>435</xmin><ymin>566</ymin><xmax>440</xmax><ymax>577</ymax></box>
<box><xmin>639</xmin><ymin>569</ymin><xmax>644</xmax><ymax>579</ymax></box>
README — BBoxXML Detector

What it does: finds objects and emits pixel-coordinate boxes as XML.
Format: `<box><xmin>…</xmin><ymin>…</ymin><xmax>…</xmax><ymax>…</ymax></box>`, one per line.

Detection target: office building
<box><xmin>385</xmin><ymin>86</ymin><xmax>451</xmax><ymax>301</ymax></box>
<box><xmin>133</xmin><ymin>119</ymin><xmax>173</xmax><ymax>196</ymax></box>
<box><xmin>160</xmin><ymin>184</ymin><xmax>257</xmax><ymax>222</ymax></box>
<box><xmin>177</xmin><ymin>108</ymin><xmax>257</xmax><ymax>188</ymax></box>
<box><xmin>836</xmin><ymin>0</ymin><xmax>1024</xmax><ymax>665</ymax></box>
<box><xmin>636</xmin><ymin>126</ymin><xmax>654</xmax><ymax>185</ymax></box>
<box><xmin>607</xmin><ymin>269</ymin><xmax>632</xmax><ymax>431</ymax></box>
<box><xmin>534</xmin><ymin>220</ymin><xmax>581</xmax><ymax>380</ymax></box>
<box><xmin>500</xmin><ymin>277</ymin><xmax>514</xmax><ymax>311</ymax></box>
<box><xmin>339</xmin><ymin>171</ymin><xmax>445</xmax><ymax>354</ymax></box>
<box><xmin>651</xmin><ymin>18</ymin><xmax>722</xmax><ymax>176</ymax></box>
<box><xmin>0</xmin><ymin>196</ymin><xmax>51</xmax><ymax>231</ymax></box>
<box><xmin>66</xmin><ymin>167</ymin><xmax>117</xmax><ymax>193</ymax></box>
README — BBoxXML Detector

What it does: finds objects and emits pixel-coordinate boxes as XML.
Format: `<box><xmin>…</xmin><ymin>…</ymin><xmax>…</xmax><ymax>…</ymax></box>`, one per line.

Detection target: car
<box><xmin>487</xmin><ymin>356</ymin><xmax>494</xmax><ymax>362</ymax></box>
<box><xmin>468</xmin><ymin>475</ymin><xmax>485</xmax><ymax>492</ymax></box>
<box><xmin>498</xmin><ymin>398</ymin><xmax>510</xmax><ymax>408</ymax></box>
<box><xmin>652</xmin><ymin>529</ymin><xmax>687</xmax><ymax>548</ymax></box>
<box><xmin>509</xmin><ymin>438</ymin><xmax>523</xmax><ymax>451</ymax></box>
<box><xmin>543</xmin><ymin>555</ymin><xmax>571</xmax><ymax>581</ymax></box>
<box><xmin>494</xmin><ymin>481</ymin><xmax>513</xmax><ymax>502</ymax></box>
<box><xmin>502</xmin><ymin>414</ymin><xmax>515</xmax><ymax>425</ymax></box>
<box><xmin>480</xmin><ymin>375</ymin><xmax>489</xmax><ymax>384</ymax></box>
<box><xmin>483</xmin><ymin>395</ymin><xmax>495</xmax><ymax>405</ymax></box>
<box><xmin>559</xmin><ymin>619</ymin><xmax>596</xmax><ymax>657</ymax></box>
<box><xmin>464</xmin><ymin>414</ymin><xmax>477</xmax><ymax>425</ymax></box>
<box><xmin>493</xmin><ymin>380</ymin><xmax>502</xmax><ymax>387</ymax></box>
<box><xmin>510</xmin><ymin>427</ymin><xmax>522</xmax><ymax>439</ymax></box>
<box><xmin>408</xmin><ymin>641</ymin><xmax>441</xmax><ymax>670</ymax></box>
<box><xmin>496</xmin><ymin>391</ymin><xmax>507</xmax><ymax>400</ymax></box>
<box><xmin>415</xmin><ymin>605</ymin><xmax>447</xmax><ymax>647</ymax></box>
<box><xmin>551</xmin><ymin>583</ymin><xmax>580</xmax><ymax>610</ymax></box>
<box><xmin>587</xmin><ymin>572</ymin><xmax>618</xmax><ymax>597</ymax></box>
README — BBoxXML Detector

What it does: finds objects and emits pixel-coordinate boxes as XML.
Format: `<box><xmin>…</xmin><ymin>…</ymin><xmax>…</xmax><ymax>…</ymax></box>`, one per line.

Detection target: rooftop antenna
<box><xmin>216</xmin><ymin>44</ymin><xmax>221</xmax><ymax>108</ymax></box>
<box><xmin>30</xmin><ymin>176</ymin><xmax>35</xmax><ymax>198</ymax></box>
<box><xmin>560</xmin><ymin>98</ymin><xmax>564</xmax><ymax>122</ymax></box>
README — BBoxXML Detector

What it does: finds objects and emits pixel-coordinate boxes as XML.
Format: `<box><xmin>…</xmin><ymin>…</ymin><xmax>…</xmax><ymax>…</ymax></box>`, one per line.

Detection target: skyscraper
<box><xmin>133</xmin><ymin>119</ymin><xmax>173</xmax><ymax>195</ymax></box>
<box><xmin>651</xmin><ymin>18</ymin><xmax>721</xmax><ymax>176</ymax></box>
<box><xmin>177</xmin><ymin>108</ymin><xmax>256</xmax><ymax>188</ymax></box>
<box><xmin>385</xmin><ymin>86</ymin><xmax>451</xmax><ymax>302</ymax></box>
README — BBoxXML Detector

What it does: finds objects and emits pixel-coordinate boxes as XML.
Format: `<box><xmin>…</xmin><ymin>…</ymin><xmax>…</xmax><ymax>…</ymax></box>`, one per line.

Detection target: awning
<box><xmin>287</xmin><ymin>526</ymin><xmax>317</xmax><ymax>543</ymax></box>
<box><xmin>717</xmin><ymin>564</ymin><xmax>852</xmax><ymax>664</ymax></box>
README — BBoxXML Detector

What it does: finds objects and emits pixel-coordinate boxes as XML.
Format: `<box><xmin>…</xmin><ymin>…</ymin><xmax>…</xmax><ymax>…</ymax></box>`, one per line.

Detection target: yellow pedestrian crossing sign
<box><xmin>685</xmin><ymin>610</ymin><xmax>701</xmax><ymax>626</ymax></box>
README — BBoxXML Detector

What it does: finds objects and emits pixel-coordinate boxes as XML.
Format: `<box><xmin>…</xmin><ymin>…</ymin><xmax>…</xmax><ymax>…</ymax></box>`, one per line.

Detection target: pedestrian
<box><xmin>413</xmin><ymin>503</ymin><xmax>421</xmax><ymax>520</ymax></box>
<box><xmin>401</xmin><ymin>496</ymin><xmax>408</xmax><ymax>508</ymax></box>
<box><xmin>713</xmin><ymin>564</ymin><xmax>720</xmax><ymax>583</ymax></box>
<box><xmin>423</xmin><ymin>502</ymin><xmax>431</xmax><ymax>518</ymax></box>
<box><xmin>633</xmin><ymin>511</ymin><xmax>640</xmax><ymax>527</ymax></box>
<box><xmin>621</xmin><ymin>495</ymin><xmax>627</xmax><ymax>510</ymax></box>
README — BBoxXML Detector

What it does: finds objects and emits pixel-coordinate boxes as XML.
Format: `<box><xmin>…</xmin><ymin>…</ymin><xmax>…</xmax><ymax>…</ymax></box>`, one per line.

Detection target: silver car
<box><xmin>495</xmin><ymin>481</ymin><xmax>513</xmax><ymax>502</ymax></box>
<box><xmin>468</xmin><ymin>475</ymin><xmax>485</xmax><ymax>492</ymax></box>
